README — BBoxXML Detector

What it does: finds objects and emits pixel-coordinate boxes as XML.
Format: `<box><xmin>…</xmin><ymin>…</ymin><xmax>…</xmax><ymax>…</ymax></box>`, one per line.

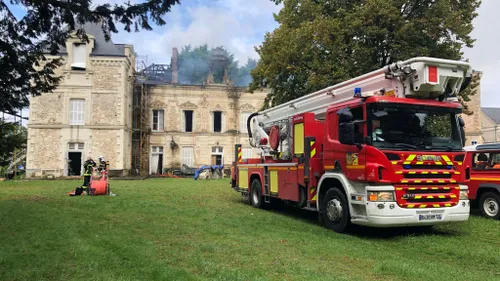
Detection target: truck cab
<box><xmin>463</xmin><ymin>143</ymin><xmax>500</xmax><ymax>219</ymax></box>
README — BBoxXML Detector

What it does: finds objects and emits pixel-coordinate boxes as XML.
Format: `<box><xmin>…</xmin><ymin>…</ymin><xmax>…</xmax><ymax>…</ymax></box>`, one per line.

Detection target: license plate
<box><xmin>419</xmin><ymin>214</ymin><xmax>442</xmax><ymax>221</ymax></box>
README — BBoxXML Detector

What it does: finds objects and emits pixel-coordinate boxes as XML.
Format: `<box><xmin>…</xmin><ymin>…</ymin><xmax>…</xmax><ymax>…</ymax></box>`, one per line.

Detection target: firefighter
<box><xmin>97</xmin><ymin>156</ymin><xmax>109</xmax><ymax>176</ymax></box>
<box><xmin>78</xmin><ymin>157</ymin><xmax>96</xmax><ymax>195</ymax></box>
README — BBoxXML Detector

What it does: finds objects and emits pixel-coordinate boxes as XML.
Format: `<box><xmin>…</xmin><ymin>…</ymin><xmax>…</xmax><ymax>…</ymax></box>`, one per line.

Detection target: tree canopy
<box><xmin>177</xmin><ymin>44</ymin><xmax>258</xmax><ymax>87</ymax></box>
<box><xmin>0</xmin><ymin>0</ymin><xmax>180</xmax><ymax>115</ymax></box>
<box><xmin>250</xmin><ymin>0</ymin><xmax>482</xmax><ymax>111</ymax></box>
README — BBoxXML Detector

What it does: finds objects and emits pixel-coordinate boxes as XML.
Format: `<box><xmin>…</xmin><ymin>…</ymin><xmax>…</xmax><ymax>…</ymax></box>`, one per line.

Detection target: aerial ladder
<box><xmin>248</xmin><ymin>57</ymin><xmax>472</xmax><ymax>159</ymax></box>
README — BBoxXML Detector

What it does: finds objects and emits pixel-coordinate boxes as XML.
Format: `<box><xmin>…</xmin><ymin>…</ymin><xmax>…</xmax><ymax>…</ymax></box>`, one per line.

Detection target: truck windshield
<box><xmin>367</xmin><ymin>103</ymin><xmax>462</xmax><ymax>151</ymax></box>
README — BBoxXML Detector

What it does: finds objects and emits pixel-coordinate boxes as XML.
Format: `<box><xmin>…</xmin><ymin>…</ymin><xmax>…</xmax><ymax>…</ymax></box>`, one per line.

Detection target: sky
<box><xmin>4</xmin><ymin>0</ymin><xmax>500</xmax><ymax>126</ymax></box>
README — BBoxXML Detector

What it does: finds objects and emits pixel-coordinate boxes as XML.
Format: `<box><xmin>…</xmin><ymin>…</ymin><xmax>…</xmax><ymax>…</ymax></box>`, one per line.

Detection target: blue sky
<box><xmin>4</xmin><ymin>0</ymin><xmax>500</xmax><ymax>126</ymax></box>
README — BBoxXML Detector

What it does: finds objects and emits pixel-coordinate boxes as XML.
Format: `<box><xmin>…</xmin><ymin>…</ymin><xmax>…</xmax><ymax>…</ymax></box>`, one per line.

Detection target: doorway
<box><xmin>211</xmin><ymin>146</ymin><xmax>224</xmax><ymax>166</ymax></box>
<box><xmin>150</xmin><ymin>146</ymin><xmax>164</xmax><ymax>175</ymax></box>
<box><xmin>68</xmin><ymin>152</ymin><xmax>82</xmax><ymax>176</ymax></box>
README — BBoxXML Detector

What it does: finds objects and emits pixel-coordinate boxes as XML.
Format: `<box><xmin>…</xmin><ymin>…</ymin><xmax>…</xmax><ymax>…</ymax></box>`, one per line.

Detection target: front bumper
<box><xmin>352</xmin><ymin>185</ymin><xmax>470</xmax><ymax>227</ymax></box>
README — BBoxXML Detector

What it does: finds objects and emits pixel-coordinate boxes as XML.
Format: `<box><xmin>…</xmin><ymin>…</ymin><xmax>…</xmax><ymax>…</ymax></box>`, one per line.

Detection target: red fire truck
<box><xmin>463</xmin><ymin>143</ymin><xmax>500</xmax><ymax>220</ymax></box>
<box><xmin>231</xmin><ymin>57</ymin><xmax>472</xmax><ymax>233</ymax></box>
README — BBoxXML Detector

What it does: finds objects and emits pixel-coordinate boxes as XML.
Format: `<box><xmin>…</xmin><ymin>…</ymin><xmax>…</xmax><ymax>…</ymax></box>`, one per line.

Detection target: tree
<box><xmin>177</xmin><ymin>44</ymin><xmax>258</xmax><ymax>86</ymax></box>
<box><xmin>0</xmin><ymin>0</ymin><xmax>180</xmax><ymax>115</ymax></box>
<box><xmin>250</xmin><ymin>0</ymin><xmax>481</xmax><ymax>110</ymax></box>
<box><xmin>0</xmin><ymin>119</ymin><xmax>27</xmax><ymax>167</ymax></box>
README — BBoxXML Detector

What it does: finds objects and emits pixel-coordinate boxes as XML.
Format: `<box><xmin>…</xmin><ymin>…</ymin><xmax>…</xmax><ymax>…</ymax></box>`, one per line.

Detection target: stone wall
<box><xmin>29</xmin><ymin>92</ymin><xmax>64</xmax><ymax>125</ymax></box>
<box><xmin>26</xmin><ymin>129</ymin><xmax>62</xmax><ymax>174</ymax></box>
<box><xmin>91</xmin><ymin>62</ymin><xmax>122</xmax><ymax>91</ymax></box>
<box><xmin>91</xmin><ymin>93</ymin><xmax>121</xmax><ymax>125</ymax></box>
<box><xmin>461</xmin><ymin>71</ymin><xmax>483</xmax><ymax>145</ymax></box>
<box><xmin>91</xmin><ymin>130</ymin><xmax>121</xmax><ymax>170</ymax></box>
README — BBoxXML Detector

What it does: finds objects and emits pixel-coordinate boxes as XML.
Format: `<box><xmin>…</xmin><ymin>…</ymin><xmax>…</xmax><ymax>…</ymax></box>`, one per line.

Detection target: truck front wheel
<box><xmin>321</xmin><ymin>187</ymin><xmax>351</xmax><ymax>233</ymax></box>
<box><xmin>249</xmin><ymin>179</ymin><xmax>263</xmax><ymax>208</ymax></box>
<box><xmin>479</xmin><ymin>191</ymin><xmax>500</xmax><ymax>220</ymax></box>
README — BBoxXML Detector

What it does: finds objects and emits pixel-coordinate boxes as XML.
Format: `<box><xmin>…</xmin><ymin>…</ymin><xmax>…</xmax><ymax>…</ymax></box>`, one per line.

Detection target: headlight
<box><xmin>459</xmin><ymin>190</ymin><xmax>469</xmax><ymax>200</ymax></box>
<box><xmin>368</xmin><ymin>191</ymin><xmax>395</xmax><ymax>202</ymax></box>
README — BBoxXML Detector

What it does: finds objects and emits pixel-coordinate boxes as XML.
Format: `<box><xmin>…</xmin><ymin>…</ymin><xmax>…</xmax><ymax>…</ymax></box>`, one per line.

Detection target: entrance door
<box><xmin>150</xmin><ymin>146</ymin><xmax>164</xmax><ymax>175</ymax></box>
<box><xmin>68</xmin><ymin>152</ymin><xmax>82</xmax><ymax>176</ymax></box>
<box><xmin>67</xmin><ymin>142</ymin><xmax>84</xmax><ymax>176</ymax></box>
<box><xmin>211</xmin><ymin>146</ymin><xmax>224</xmax><ymax>166</ymax></box>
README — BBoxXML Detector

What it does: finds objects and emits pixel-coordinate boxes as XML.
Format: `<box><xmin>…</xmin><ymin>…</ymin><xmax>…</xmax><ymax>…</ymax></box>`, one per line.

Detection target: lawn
<box><xmin>0</xmin><ymin>178</ymin><xmax>499</xmax><ymax>281</ymax></box>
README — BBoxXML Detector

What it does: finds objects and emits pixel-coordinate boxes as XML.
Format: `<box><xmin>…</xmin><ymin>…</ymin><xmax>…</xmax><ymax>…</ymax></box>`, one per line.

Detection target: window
<box><xmin>242</xmin><ymin>148</ymin><xmax>253</xmax><ymax>159</ymax></box>
<box><xmin>240</xmin><ymin>112</ymin><xmax>251</xmax><ymax>133</ymax></box>
<box><xmin>473</xmin><ymin>152</ymin><xmax>500</xmax><ymax>170</ymax></box>
<box><xmin>213</xmin><ymin>111</ymin><xmax>222</xmax><ymax>132</ymax></box>
<box><xmin>367</xmin><ymin>103</ymin><xmax>462</xmax><ymax>151</ymax></box>
<box><xmin>181</xmin><ymin>147</ymin><xmax>195</xmax><ymax>168</ymax></box>
<box><xmin>184</xmin><ymin>110</ymin><xmax>193</xmax><ymax>132</ymax></box>
<box><xmin>69</xmin><ymin>99</ymin><xmax>85</xmax><ymax>125</ymax></box>
<box><xmin>71</xmin><ymin>43</ymin><xmax>86</xmax><ymax>70</ymax></box>
<box><xmin>152</xmin><ymin>110</ymin><xmax>164</xmax><ymax>132</ymax></box>
<box><xmin>68</xmin><ymin>143</ymin><xmax>84</xmax><ymax>150</ymax></box>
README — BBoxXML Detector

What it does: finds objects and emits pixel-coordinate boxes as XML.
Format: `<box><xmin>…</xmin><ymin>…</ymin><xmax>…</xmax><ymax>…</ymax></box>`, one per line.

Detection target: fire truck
<box><xmin>231</xmin><ymin>57</ymin><xmax>472</xmax><ymax>233</ymax></box>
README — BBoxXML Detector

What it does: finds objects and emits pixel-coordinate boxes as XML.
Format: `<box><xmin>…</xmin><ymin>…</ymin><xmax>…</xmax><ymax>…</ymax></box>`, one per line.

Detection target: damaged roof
<box><xmin>44</xmin><ymin>22</ymin><xmax>126</xmax><ymax>57</ymax></box>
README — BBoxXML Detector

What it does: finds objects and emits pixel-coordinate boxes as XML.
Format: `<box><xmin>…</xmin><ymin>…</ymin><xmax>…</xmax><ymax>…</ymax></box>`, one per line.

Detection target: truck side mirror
<box><xmin>458</xmin><ymin>116</ymin><xmax>465</xmax><ymax>127</ymax></box>
<box><xmin>458</xmin><ymin>116</ymin><xmax>465</xmax><ymax>146</ymax></box>
<box><xmin>339</xmin><ymin>122</ymin><xmax>355</xmax><ymax>145</ymax></box>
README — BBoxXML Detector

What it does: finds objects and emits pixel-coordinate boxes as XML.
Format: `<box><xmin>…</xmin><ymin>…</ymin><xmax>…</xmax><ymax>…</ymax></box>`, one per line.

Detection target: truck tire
<box><xmin>249</xmin><ymin>179</ymin><xmax>263</xmax><ymax>208</ymax></box>
<box><xmin>321</xmin><ymin>187</ymin><xmax>351</xmax><ymax>233</ymax></box>
<box><xmin>479</xmin><ymin>191</ymin><xmax>500</xmax><ymax>220</ymax></box>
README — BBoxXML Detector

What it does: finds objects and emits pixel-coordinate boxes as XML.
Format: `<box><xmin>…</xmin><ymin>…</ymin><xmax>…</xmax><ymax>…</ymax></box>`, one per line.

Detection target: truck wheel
<box><xmin>249</xmin><ymin>179</ymin><xmax>263</xmax><ymax>208</ymax></box>
<box><xmin>479</xmin><ymin>192</ymin><xmax>500</xmax><ymax>220</ymax></box>
<box><xmin>321</xmin><ymin>187</ymin><xmax>351</xmax><ymax>233</ymax></box>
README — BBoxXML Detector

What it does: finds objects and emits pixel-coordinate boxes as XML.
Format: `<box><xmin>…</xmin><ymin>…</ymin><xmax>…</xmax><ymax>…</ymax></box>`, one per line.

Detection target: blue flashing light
<box><xmin>404</xmin><ymin>165</ymin><xmax>410</xmax><ymax>169</ymax></box>
<box><xmin>447</xmin><ymin>165</ymin><xmax>452</xmax><ymax>169</ymax></box>
<box><xmin>354</xmin><ymin>87</ymin><xmax>362</xmax><ymax>97</ymax></box>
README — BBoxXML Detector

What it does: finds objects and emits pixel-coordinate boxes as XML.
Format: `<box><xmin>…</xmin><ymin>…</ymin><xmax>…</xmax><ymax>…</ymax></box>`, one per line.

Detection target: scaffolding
<box><xmin>131</xmin><ymin>63</ymin><xmax>173</xmax><ymax>176</ymax></box>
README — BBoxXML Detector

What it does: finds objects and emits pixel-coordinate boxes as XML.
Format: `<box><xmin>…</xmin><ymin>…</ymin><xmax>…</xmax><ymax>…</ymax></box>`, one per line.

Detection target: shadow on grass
<box><xmin>231</xmin><ymin>195</ymin><xmax>461</xmax><ymax>239</ymax></box>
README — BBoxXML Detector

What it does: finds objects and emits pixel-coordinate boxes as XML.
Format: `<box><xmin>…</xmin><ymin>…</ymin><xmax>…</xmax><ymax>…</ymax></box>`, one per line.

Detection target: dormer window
<box><xmin>71</xmin><ymin>43</ymin><xmax>86</xmax><ymax>70</ymax></box>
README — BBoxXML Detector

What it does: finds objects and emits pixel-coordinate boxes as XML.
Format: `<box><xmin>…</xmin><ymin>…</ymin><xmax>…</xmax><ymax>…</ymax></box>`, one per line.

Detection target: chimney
<box><xmin>171</xmin><ymin>47</ymin><xmax>178</xmax><ymax>84</ymax></box>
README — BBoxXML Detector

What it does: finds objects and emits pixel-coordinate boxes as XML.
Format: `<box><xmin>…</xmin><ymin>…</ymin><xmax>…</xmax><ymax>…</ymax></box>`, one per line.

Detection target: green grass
<box><xmin>0</xmin><ymin>178</ymin><xmax>499</xmax><ymax>281</ymax></box>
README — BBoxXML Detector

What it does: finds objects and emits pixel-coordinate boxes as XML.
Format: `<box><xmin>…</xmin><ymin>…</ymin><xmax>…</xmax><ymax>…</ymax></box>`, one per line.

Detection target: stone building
<box><xmin>460</xmin><ymin>71</ymin><xmax>484</xmax><ymax>145</ymax></box>
<box><xmin>25</xmin><ymin>23</ymin><xmax>268</xmax><ymax>177</ymax></box>
<box><xmin>26</xmin><ymin>23</ymin><xmax>136</xmax><ymax>178</ymax></box>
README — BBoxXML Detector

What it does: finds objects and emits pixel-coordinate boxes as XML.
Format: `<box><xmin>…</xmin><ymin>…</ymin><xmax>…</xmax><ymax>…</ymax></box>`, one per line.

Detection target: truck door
<box><xmin>333</xmin><ymin>105</ymin><xmax>367</xmax><ymax>181</ymax></box>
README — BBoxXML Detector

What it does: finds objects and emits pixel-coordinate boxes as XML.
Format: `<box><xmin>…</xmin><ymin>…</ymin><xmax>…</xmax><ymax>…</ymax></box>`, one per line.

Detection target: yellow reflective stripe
<box><xmin>391</xmin><ymin>161</ymin><xmax>398</xmax><ymax>164</ymax></box>
<box><xmin>408</xmin><ymin>187</ymin><xmax>416</xmax><ymax>190</ymax></box>
<box><xmin>416</xmin><ymin>161</ymin><xmax>424</xmax><ymax>164</ymax></box>
<box><xmin>421</xmin><ymin>171</ymin><xmax>429</xmax><ymax>174</ymax></box>
<box><xmin>433</xmin><ymin>204</ymin><xmax>440</xmax><ymax>208</ymax></box>
<box><xmin>438</xmin><ymin>195</ymin><xmax>446</xmax><ymax>199</ymax></box>
<box><xmin>435</xmin><ymin>162</ymin><xmax>442</xmax><ymax>165</ymax></box>
<box><xmin>396</xmin><ymin>188</ymin><xmax>403</xmax><ymax>191</ymax></box>
<box><xmin>419</xmin><ymin>205</ymin><xmax>427</xmax><ymax>208</ymax></box>
<box><xmin>396</xmin><ymin>171</ymin><xmax>403</xmax><ymax>174</ymax></box>
<box><xmin>407</xmin><ymin>204</ymin><xmax>415</xmax><ymax>208</ymax></box>
<box><xmin>421</xmin><ymin>187</ymin><xmax>428</xmax><ymax>190</ymax></box>
<box><xmin>450</xmin><ymin>195</ymin><xmax>457</xmax><ymax>198</ymax></box>
<box><xmin>406</xmin><ymin>155</ymin><xmax>416</xmax><ymax>161</ymax></box>
<box><xmin>426</xmin><ymin>196</ymin><xmax>434</xmax><ymax>199</ymax></box>
<box><xmin>310</xmin><ymin>141</ymin><xmax>316</xmax><ymax>157</ymax></box>
<box><xmin>431</xmin><ymin>171</ymin><xmax>438</xmax><ymax>174</ymax></box>
<box><xmin>415</xmin><ymin>195</ymin><xmax>422</xmax><ymax>199</ymax></box>
<box><xmin>445</xmin><ymin>203</ymin><xmax>452</xmax><ymax>207</ymax></box>
<box><xmin>409</xmin><ymin>171</ymin><xmax>416</xmax><ymax>174</ymax></box>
